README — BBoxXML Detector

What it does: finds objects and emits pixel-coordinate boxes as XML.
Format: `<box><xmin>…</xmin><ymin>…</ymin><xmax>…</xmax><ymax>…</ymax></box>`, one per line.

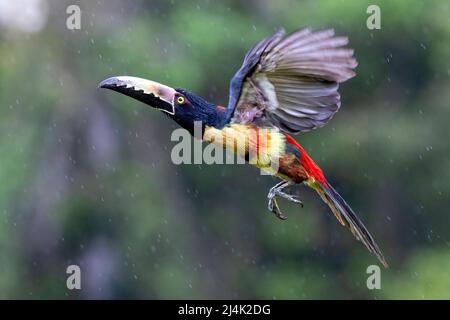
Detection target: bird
<box><xmin>99</xmin><ymin>27</ymin><xmax>388</xmax><ymax>267</ymax></box>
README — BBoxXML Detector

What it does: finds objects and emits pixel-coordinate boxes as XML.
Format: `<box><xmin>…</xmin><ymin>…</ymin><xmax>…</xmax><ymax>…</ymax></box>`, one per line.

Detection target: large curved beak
<box><xmin>98</xmin><ymin>76</ymin><xmax>176</xmax><ymax>115</ymax></box>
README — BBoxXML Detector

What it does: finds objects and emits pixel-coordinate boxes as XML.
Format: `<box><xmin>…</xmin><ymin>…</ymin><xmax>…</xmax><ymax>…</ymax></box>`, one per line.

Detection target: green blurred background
<box><xmin>0</xmin><ymin>0</ymin><xmax>449</xmax><ymax>299</ymax></box>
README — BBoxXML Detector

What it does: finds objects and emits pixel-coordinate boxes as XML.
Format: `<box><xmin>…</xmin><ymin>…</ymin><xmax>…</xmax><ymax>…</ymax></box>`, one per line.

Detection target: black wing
<box><xmin>226</xmin><ymin>27</ymin><xmax>357</xmax><ymax>134</ymax></box>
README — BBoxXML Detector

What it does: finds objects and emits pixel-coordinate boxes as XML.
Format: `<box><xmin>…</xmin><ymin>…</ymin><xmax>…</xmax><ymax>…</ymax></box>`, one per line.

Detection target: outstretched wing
<box><xmin>227</xmin><ymin>27</ymin><xmax>358</xmax><ymax>134</ymax></box>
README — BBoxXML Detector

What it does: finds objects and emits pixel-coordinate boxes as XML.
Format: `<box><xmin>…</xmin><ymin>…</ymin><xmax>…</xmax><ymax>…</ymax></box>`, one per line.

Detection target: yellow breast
<box><xmin>203</xmin><ymin>124</ymin><xmax>286</xmax><ymax>173</ymax></box>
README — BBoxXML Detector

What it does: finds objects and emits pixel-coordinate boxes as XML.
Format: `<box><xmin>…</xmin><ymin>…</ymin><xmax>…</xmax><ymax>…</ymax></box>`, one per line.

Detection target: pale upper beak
<box><xmin>98</xmin><ymin>76</ymin><xmax>177</xmax><ymax>115</ymax></box>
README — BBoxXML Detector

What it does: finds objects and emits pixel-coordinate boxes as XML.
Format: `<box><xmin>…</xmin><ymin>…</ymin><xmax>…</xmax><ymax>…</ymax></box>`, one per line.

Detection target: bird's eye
<box><xmin>176</xmin><ymin>96</ymin><xmax>185</xmax><ymax>104</ymax></box>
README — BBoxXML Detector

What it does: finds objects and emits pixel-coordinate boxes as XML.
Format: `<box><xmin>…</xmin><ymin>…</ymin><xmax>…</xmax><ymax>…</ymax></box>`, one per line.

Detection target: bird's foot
<box><xmin>267</xmin><ymin>181</ymin><xmax>302</xmax><ymax>220</ymax></box>
<box><xmin>274</xmin><ymin>190</ymin><xmax>304</xmax><ymax>207</ymax></box>
<box><xmin>267</xmin><ymin>196</ymin><xmax>287</xmax><ymax>220</ymax></box>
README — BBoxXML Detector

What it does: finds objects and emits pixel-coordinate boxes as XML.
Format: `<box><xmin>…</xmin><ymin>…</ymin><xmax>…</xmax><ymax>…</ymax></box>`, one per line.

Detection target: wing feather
<box><xmin>227</xmin><ymin>27</ymin><xmax>358</xmax><ymax>133</ymax></box>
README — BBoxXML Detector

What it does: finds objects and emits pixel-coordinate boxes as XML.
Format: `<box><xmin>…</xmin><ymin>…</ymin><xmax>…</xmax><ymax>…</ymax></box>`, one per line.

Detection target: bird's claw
<box><xmin>275</xmin><ymin>191</ymin><xmax>304</xmax><ymax>207</ymax></box>
<box><xmin>267</xmin><ymin>181</ymin><xmax>303</xmax><ymax>220</ymax></box>
<box><xmin>268</xmin><ymin>197</ymin><xmax>287</xmax><ymax>220</ymax></box>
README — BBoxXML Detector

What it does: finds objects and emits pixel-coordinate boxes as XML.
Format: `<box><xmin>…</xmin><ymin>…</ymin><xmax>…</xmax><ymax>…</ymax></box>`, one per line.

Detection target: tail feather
<box><xmin>311</xmin><ymin>180</ymin><xmax>388</xmax><ymax>268</ymax></box>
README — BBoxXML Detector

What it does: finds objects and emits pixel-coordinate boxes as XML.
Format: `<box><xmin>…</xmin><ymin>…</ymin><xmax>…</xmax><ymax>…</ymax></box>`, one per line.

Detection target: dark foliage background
<box><xmin>0</xmin><ymin>0</ymin><xmax>449</xmax><ymax>299</ymax></box>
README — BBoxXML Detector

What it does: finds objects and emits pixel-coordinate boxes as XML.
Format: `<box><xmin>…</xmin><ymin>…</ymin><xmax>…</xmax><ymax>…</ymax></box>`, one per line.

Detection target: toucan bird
<box><xmin>99</xmin><ymin>27</ymin><xmax>388</xmax><ymax>267</ymax></box>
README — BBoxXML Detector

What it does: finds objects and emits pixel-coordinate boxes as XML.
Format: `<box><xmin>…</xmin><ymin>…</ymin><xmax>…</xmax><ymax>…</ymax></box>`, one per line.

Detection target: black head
<box><xmin>99</xmin><ymin>76</ymin><xmax>224</xmax><ymax>135</ymax></box>
<box><xmin>171</xmin><ymin>88</ymin><xmax>223</xmax><ymax>134</ymax></box>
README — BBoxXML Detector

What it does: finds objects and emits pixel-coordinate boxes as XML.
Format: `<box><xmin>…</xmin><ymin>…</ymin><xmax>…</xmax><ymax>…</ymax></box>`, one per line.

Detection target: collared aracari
<box><xmin>99</xmin><ymin>27</ymin><xmax>388</xmax><ymax>267</ymax></box>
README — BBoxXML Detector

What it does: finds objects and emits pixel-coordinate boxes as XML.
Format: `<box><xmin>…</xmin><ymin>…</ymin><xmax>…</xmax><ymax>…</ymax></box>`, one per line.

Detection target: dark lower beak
<box><xmin>98</xmin><ymin>76</ymin><xmax>176</xmax><ymax>115</ymax></box>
